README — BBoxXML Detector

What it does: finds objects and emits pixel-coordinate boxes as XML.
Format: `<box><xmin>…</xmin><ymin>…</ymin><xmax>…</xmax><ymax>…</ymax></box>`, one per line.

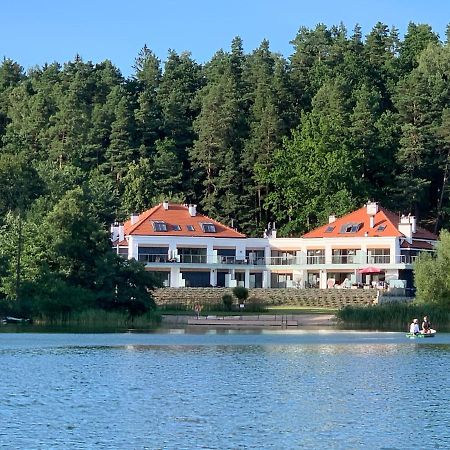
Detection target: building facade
<box><xmin>111</xmin><ymin>201</ymin><xmax>437</xmax><ymax>290</ymax></box>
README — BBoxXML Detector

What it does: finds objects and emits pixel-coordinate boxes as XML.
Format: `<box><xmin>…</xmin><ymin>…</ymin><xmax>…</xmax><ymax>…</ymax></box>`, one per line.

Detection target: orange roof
<box><xmin>302</xmin><ymin>205</ymin><xmax>438</xmax><ymax>240</ymax></box>
<box><xmin>123</xmin><ymin>203</ymin><xmax>246</xmax><ymax>239</ymax></box>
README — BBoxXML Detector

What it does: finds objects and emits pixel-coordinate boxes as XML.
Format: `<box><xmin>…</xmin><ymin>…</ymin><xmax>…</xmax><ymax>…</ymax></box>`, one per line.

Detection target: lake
<box><xmin>1</xmin><ymin>330</ymin><xmax>449</xmax><ymax>449</ymax></box>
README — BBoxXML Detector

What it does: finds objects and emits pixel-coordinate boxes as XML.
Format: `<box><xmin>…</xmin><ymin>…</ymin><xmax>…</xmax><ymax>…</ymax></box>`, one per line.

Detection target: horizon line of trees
<box><xmin>2</xmin><ymin>20</ymin><xmax>450</xmax><ymax>315</ymax></box>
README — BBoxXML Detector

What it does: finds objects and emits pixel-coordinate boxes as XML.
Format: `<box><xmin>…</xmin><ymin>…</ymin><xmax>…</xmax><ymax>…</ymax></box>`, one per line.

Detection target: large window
<box><xmin>332</xmin><ymin>249</ymin><xmax>358</xmax><ymax>264</ymax></box>
<box><xmin>178</xmin><ymin>248</ymin><xmax>207</xmax><ymax>263</ymax></box>
<box><xmin>306</xmin><ymin>249</ymin><xmax>325</xmax><ymax>264</ymax></box>
<box><xmin>367</xmin><ymin>248</ymin><xmax>390</xmax><ymax>264</ymax></box>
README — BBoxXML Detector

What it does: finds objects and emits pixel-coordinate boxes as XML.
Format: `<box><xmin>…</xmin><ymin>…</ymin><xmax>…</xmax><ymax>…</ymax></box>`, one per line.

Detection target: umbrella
<box><xmin>358</xmin><ymin>266</ymin><xmax>383</xmax><ymax>274</ymax></box>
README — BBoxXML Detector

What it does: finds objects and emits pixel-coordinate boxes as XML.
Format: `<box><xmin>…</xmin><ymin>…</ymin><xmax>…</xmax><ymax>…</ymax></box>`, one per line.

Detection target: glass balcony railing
<box><xmin>179</xmin><ymin>254</ymin><xmax>207</xmax><ymax>264</ymax></box>
<box><xmin>138</xmin><ymin>254</ymin><xmax>169</xmax><ymax>263</ymax></box>
<box><xmin>306</xmin><ymin>256</ymin><xmax>325</xmax><ymax>265</ymax></box>
<box><xmin>137</xmin><ymin>252</ymin><xmax>416</xmax><ymax>266</ymax></box>
<box><xmin>367</xmin><ymin>255</ymin><xmax>391</xmax><ymax>264</ymax></box>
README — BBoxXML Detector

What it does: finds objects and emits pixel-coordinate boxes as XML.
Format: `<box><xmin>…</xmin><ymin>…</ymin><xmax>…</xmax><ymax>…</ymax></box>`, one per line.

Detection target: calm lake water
<box><xmin>1</xmin><ymin>330</ymin><xmax>449</xmax><ymax>449</ymax></box>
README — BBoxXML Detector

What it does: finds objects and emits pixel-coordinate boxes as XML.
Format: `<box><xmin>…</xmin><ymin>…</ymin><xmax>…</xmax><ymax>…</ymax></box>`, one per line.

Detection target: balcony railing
<box><xmin>139</xmin><ymin>254</ymin><xmax>169</xmax><ymax>263</ymax></box>
<box><xmin>367</xmin><ymin>255</ymin><xmax>391</xmax><ymax>264</ymax></box>
<box><xmin>306</xmin><ymin>256</ymin><xmax>325</xmax><ymax>265</ymax></box>
<box><xmin>179</xmin><ymin>254</ymin><xmax>207</xmax><ymax>264</ymax></box>
<box><xmin>331</xmin><ymin>255</ymin><xmax>359</xmax><ymax>264</ymax></box>
<box><xmin>137</xmin><ymin>252</ymin><xmax>418</xmax><ymax>266</ymax></box>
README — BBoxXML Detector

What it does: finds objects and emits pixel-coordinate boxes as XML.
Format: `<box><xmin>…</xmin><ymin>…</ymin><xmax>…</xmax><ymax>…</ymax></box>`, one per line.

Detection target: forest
<box><xmin>1</xmin><ymin>21</ymin><xmax>450</xmax><ymax>317</ymax></box>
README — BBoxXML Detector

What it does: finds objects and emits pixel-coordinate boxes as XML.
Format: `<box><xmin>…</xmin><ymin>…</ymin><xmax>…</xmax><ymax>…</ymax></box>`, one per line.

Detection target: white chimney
<box><xmin>163</xmin><ymin>201</ymin><xmax>169</xmax><ymax>210</ymax></box>
<box><xmin>398</xmin><ymin>214</ymin><xmax>413</xmax><ymax>243</ymax></box>
<box><xmin>329</xmin><ymin>214</ymin><xmax>336</xmax><ymax>224</ymax></box>
<box><xmin>130</xmin><ymin>213</ymin><xmax>139</xmax><ymax>225</ymax></box>
<box><xmin>110</xmin><ymin>223</ymin><xmax>124</xmax><ymax>242</ymax></box>
<box><xmin>367</xmin><ymin>201</ymin><xmax>378</xmax><ymax>228</ymax></box>
<box><xmin>188</xmin><ymin>204</ymin><xmax>197</xmax><ymax>217</ymax></box>
<box><xmin>411</xmin><ymin>215</ymin><xmax>417</xmax><ymax>233</ymax></box>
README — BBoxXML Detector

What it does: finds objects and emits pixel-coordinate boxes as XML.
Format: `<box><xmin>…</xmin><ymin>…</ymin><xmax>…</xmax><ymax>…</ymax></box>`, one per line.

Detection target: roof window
<box><xmin>325</xmin><ymin>226</ymin><xmax>335</xmax><ymax>233</ymax></box>
<box><xmin>172</xmin><ymin>224</ymin><xmax>182</xmax><ymax>231</ymax></box>
<box><xmin>201</xmin><ymin>222</ymin><xmax>216</xmax><ymax>233</ymax></box>
<box><xmin>152</xmin><ymin>221</ymin><xmax>167</xmax><ymax>232</ymax></box>
<box><xmin>187</xmin><ymin>225</ymin><xmax>195</xmax><ymax>231</ymax></box>
<box><xmin>377</xmin><ymin>225</ymin><xmax>387</xmax><ymax>231</ymax></box>
<box><xmin>340</xmin><ymin>222</ymin><xmax>362</xmax><ymax>234</ymax></box>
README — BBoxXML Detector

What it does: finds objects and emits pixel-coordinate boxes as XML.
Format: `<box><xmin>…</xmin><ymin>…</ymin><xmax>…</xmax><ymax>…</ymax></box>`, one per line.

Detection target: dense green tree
<box><xmin>414</xmin><ymin>229</ymin><xmax>450</xmax><ymax>306</ymax></box>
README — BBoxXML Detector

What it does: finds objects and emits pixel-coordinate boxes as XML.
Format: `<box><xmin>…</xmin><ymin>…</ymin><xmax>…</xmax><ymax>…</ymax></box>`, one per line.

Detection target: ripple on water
<box><xmin>0</xmin><ymin>332</ymin><xmax>450</xmax><ymax>449</ymax></box>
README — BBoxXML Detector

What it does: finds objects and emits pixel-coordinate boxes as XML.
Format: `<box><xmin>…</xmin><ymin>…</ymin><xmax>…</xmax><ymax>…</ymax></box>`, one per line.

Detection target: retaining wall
<box><xmin>153</xmin><ymin>287</ymin><xmax>376</xmax><ymax>309</ymax></box>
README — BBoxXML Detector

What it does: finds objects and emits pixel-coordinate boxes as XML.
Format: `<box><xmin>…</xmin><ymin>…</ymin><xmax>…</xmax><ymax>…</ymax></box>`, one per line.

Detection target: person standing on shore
<box><xmin>194</xmin><ymin>303</ymin><xmax>202</xmax><ymax>319</ymax></box>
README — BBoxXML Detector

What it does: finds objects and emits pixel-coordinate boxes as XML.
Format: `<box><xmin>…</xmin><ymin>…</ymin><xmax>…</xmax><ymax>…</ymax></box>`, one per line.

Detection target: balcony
<box><xmin>139</xmin><ymin>254</ymin><xmax>170</xmax><ymax>263</ymax></box>
<box><xmin>179</xmin><ymin>254</ymin><xmax>207</xmax><ymax>264</ymax></box>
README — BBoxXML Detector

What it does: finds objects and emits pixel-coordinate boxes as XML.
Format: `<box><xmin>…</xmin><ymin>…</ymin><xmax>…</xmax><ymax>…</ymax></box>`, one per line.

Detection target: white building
<box><xmin>111</xmin><ymin>201</ymin><xmax>437</xmax><ymax>290</ymax></box>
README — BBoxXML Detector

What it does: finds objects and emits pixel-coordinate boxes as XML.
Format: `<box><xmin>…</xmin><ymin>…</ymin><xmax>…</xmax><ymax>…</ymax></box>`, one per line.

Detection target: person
<box><xmin>410</xmin><ymin>318</ymin><xmax>420</xmax><ymax>335</ymax></box>
<box><xmin>422</xmin><ymin>316</ymin><xmax>431</xmax><ymax>334</ymax></box>
<box><xmin>194</xmin><ymin>303</ymin><xmax>202</xmax><ymax>319</ymax></box>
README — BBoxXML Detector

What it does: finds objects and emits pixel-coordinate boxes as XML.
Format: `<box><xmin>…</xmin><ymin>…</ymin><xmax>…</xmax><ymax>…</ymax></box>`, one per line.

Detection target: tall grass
<box><xmin>337</xmin><ymin>303</ymin><xmax>450</xmax><ymax>331</ymax></box>
<box><xmin>34</xmin><ymin>309</ymin><xmax>161</xmax><ymax>329</ymax></box>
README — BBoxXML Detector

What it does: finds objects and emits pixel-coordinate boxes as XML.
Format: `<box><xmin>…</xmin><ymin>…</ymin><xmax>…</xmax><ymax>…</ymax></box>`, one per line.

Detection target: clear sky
<box><xmin>2</xmin><ymin>0</ymin><xmax>449</xmax><ymax>77</ymax></box>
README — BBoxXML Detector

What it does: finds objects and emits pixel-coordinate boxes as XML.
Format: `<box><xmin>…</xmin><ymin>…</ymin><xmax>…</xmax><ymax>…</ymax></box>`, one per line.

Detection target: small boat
<box><xmin>406</xmin><ymin>329</ymin><xmax>436</xmax><ymax>338</ymax></box>
<box><xmin>1</xmin><ymin>316</ymin><xmax>32</xmax><ymax>324</ymax></box>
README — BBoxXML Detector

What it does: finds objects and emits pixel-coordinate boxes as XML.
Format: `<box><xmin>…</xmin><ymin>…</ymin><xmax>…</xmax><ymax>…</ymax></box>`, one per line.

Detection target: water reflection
<box><xmin>1</xmin><ymin>332</ymin><xmax>450</xmax><ymax>449</ymax></box>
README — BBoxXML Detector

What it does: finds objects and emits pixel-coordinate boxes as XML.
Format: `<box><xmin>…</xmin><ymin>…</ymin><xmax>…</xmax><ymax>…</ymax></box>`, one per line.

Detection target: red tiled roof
<box><xmin>123</xmin><ymin>203</ymin><xmax>246</xmax><ymax>238</ymax></box>
<box><xmin>302</xmin><ymin>205</ymin><xmax>438</xmax><ymax>240</ymax></box>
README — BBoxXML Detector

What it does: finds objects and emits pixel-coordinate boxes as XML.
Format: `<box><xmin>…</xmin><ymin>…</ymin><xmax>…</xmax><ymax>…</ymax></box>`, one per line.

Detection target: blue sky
<box><xmin>2</xmin><ymin>0</ymin><xmax>449</xmax><ymax>77</ymax></box>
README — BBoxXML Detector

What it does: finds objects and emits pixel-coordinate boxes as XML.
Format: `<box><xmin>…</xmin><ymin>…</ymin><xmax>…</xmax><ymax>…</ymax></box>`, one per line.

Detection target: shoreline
<box><xmin>162</xmin><ymin>313</ymin><xmax>337</xmax><ymax>327</ymax></box>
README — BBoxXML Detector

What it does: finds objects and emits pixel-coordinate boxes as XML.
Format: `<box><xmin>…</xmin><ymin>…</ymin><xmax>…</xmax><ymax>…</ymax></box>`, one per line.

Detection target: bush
<box><xmin>232</xmin><ymin>286</ymin><xmax>249</xmax><ymax>302</ymax></box>
<box><xmin>243</xmin><ymin>297</ymin><xmax>267</xmax><ymax>313</ymax></box>
<box><xmin>222</xmin><ymin>294</ymin><xmax>233</xmax><ymax>311</ymax></box>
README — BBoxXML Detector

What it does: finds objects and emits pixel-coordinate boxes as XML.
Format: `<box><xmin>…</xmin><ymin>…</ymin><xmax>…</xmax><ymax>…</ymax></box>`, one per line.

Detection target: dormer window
<box><xmin>201</xmin><ymin>222</ymin><xmax>216</xmax><ymax>233</ymax></box>
<box><xmin>152</xmin><ymin>221</ymin><xmax>167</xmax><ymax>232</ymax></box>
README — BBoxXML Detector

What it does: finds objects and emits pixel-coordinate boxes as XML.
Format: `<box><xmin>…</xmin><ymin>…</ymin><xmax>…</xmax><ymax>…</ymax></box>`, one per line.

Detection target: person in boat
<box><xmin>410</xmin><ymin>318</ymin><xmax>420</xmax><ymax>335</ymax></box>
<box><xmin>422</xmin><ymin>316</ymin><xmax>431</xmax><ymax>334</ymax></box>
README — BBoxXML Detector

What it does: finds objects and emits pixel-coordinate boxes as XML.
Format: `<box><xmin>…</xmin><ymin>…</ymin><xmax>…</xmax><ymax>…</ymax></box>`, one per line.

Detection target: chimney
<box><xmin>118</xmin><ymin>224</ymin><xmax>124</xmax><ymax>242</ymax></box>
<box><xmin>329</xmin><ymin>214</ymin><xmax>336</xmax><ymax>224</ymax></box>
<box><xmin>130</xmin><ymin>213</ymin><xmax>139</xmax><ymax>225</ymax></box>
<box><xmin>398</xmin><ymin>214</ymin><xmax>413</xmax><ymax>243</ymax></box>
<box><xmin>411</xmin><ymin>215</ymin><xmax>417</xmax><ymax>234</ymax></box>
<box><xmin>366</xmin><ymin>201</ymin><xmax>378</xmax><ymax>228</ymax></box>
<box><xmin>271</xmin><ymin>222</ymin><xmax>277</xmax><ymax>239</ymax></box>
<box><xmin>188</xmin><ymin>204</ymin><xmax>197</xmax><ymax>217</ymax></box>
<box><xmin>163</xmin><ymin>201</ymin><xmax>169</xmax><ymax>210</ymax></box>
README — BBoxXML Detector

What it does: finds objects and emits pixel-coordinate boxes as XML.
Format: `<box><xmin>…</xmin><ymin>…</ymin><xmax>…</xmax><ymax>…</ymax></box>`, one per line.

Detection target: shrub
<box><xmin>243</xmin><ymin>297</ymin><xmax>267</xmax><ymax>313</ymax></box>
<box><xmin>222</xmin><ymin>294</ymin><xmax>233</xmax><ymax>311</ymax></box>
<box><xmin>232</xmin><ymin>286</ymin><xmax>249</xmax><ymax>302</ymax></box>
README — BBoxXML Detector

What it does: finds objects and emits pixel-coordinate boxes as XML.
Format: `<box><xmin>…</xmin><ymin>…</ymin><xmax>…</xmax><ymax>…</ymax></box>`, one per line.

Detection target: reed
<box><xmin>337</xmin><ymin>303</ymin><xmax>450</xmax><ymax>331</ymax></box>
<box><xmin>34</xmin><ymin>309</ymin><xmax>161</xmax><ymax>329</ymax></box>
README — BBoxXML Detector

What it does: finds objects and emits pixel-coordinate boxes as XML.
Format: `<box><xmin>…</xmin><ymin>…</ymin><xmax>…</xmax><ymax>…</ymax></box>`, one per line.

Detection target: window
<box><xmin>201</xmin><ymin>222</ymin><xmax>216</xmax><ymax>233</ymax></box>
<box><xmin>325</xmin><ymin>226</ymin><xmax>335</xmax><ymax>233</ymax></box>
<box><xmin>187</xmin><ymin>225</ymin><xmax>195</xmax><ymax>231</ymax></box>
<box><xmin>172</xmin><ymin>224</ymin><xmax>182</xmax><ymax>231</ymax></box>
<box><xmin>339</xmin><ymin>223</ymin><xmax>362</xmax><ymax>233</ymax></box>
<box><xmin>377</xmin><ymin>225</ymin><xmax>387</xmax><ymax>231</ymax></box>
<box><xmin>152</xmin><ymin>221</ymin><xmax>167</xmax><ymax>232</ymax></box>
